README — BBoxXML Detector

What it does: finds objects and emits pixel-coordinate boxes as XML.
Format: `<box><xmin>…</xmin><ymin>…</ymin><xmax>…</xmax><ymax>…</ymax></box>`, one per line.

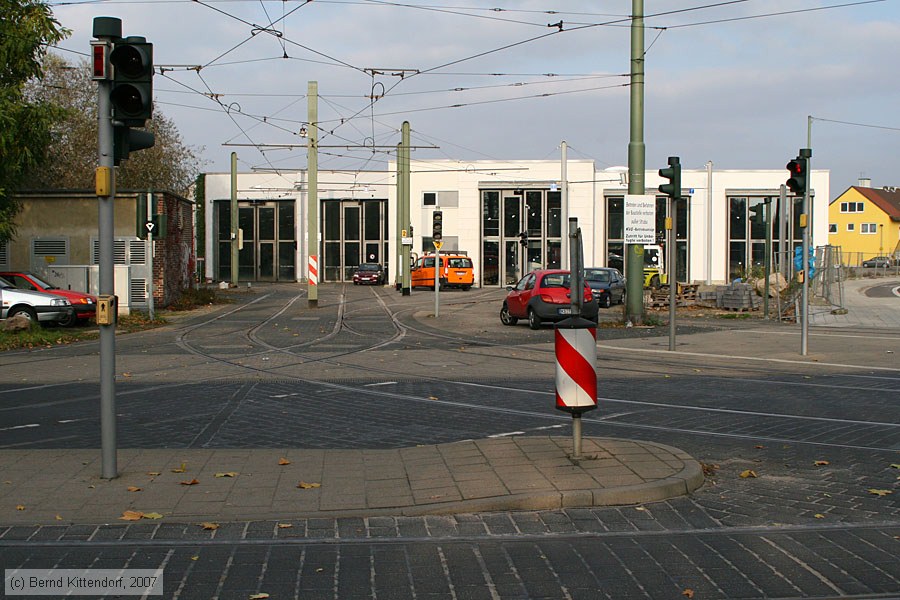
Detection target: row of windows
<box><xmin>840</xmin><ymin>201</ymin><xmax>865</xmax><ymax>213</ymax></box>
<box><xmin>828</xmin><ymin>223</ymin><xmax>880</xmax><ymax>234</ymax></box>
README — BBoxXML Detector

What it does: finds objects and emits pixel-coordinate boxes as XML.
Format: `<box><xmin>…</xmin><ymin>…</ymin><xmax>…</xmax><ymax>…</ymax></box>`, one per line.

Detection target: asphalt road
<box><xmin>2</xmin><ymin>283</ymin><xmax>898</xmax><ymax>599</ymax></box>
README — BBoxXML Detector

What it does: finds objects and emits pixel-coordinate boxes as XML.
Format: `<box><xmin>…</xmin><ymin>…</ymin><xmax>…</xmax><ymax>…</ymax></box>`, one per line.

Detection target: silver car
<box><xmin>0</xmin><ymin>276</ymin><xmax>74</xmax><ymax>325</ymax></box>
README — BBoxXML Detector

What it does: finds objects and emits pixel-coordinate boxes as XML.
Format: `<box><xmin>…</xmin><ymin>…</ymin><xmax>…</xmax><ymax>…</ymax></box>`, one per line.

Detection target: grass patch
<box><xmin>0</xmin><ymin>323</ymin><xmax>94</xmax><ymax>352</ymax></box>
<box><xmin>717</xmin><ymin>312</ymin><xmax>753</xmax><ymax>320</ymax></box>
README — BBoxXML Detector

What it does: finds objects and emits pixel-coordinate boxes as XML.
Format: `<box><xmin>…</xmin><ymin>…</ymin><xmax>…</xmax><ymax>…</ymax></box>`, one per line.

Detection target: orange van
<box><xmin>411</xmin><ymin>253</ymin><xmax>474</xmax><ymax>290</ymax></box>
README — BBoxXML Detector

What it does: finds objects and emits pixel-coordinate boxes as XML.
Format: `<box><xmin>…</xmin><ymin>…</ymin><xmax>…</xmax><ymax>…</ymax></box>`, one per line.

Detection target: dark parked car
<box><xmin>585</xmin><ymin>267</ymin><xmax>626</xmax><ymax>308</ymax></box>
<box><xmin>861</xmin><ymin>256</ymin><xmax>893</xmax><ymax>268</ymax></box>
<box><xmin>352</xmin><ymin>263</ymin><xmax>385</xmax><ymax>285</ymax></box>
<box><xmin>500</xmin><ymin>269</ymin><xmax>599</xmax><ymax>330</ymax></box>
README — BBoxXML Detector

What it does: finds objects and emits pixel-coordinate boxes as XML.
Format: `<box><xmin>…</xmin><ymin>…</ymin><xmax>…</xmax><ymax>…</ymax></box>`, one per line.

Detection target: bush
<box><xmin>167</xmin><ymin>286</ymin><xmax>224</xmax><ymax>311</ymax></box>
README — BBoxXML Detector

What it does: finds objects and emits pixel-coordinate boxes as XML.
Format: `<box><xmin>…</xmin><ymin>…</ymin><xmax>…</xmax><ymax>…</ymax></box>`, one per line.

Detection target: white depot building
<box><xmin>201</xmin><ymin>159</ymin><xmax>828</xmax><ymax>288</ymax></box>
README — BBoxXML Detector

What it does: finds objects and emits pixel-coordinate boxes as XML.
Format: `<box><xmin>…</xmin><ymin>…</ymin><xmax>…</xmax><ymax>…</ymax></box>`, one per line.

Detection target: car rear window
<box><xmin>448</xmin><ymin>258</ymin><xmax>472</xmax><ymax>268</ymax></box>
<box><xmin>541</xmin><ymin>274</ymin><xmax>570</xmax><ymax>288</ymax></box>
<box><xmin>586</xmin><ymin>270</ymin><xmax>610</xmax><ymax>282</ymax></box>
<box><xmin>358</xmin><ymin>264</ymin><xmax>381</xmax><ymax>271</ymax></box>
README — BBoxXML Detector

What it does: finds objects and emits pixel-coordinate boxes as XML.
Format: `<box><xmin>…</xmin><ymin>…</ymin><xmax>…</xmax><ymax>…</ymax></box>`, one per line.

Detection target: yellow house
<box><xmin>828</xmin><ymin>185</ymin><xmax>900</xmax><ymax>264</ymax></box>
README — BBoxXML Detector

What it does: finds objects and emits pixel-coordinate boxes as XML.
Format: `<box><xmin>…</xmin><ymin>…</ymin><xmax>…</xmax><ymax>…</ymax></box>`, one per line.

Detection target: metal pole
<box><xmin>763</xmin><ymin>199</ymin><xmax>771</xmax><ymax>320</ymax></box>
<box><xmin>706</xmin><ymin>161</ymin><xmax>713</xmax><ymax>285</ymax></box>
<box><xmin>625</xmin><ymin>0</ymin><xmax>646</xmax><ymax>325</ymax></box>
<box><xmin>434</xmin><ymin>243</ymin><xmax>440</xmax><ymax>317</ymax></box>
<box><xmin>800</xmin><ymin>149</ymin><xmax>811</xmax><ymax>356</ymax></box>
<box><xmin>94</xmin><ymin>17</ymin><xmax>120</xmax><ymax>479</ymax></box>
<box><xmin>561</xmin><ymin>141</ymin><xmax>568</xmax><ymax>270</ymax></box>
<box><xmin>307</xmin><ymin>81</ymin><xmax>319</xmax><ymax>308</ymax></box>
<box><xmin>401</xmin><ymin>122</ymin><xmax>411</xmax><ymax>295</ymax></box>
<box><xmin>668</xmin><ymin>198</ymin><xmax>676</xmax><ymax>351</ymax></box>
<box><xmin>230</xmin><ymin>152</ymin><xmax>238</xmax><ymax>287</ymax></box>
<box><xmin>147</xmin><ymin>190</ymin><xmax>155</xmax><ymax>321</ymax></box>
<box><xmin>572</xmin><ymin>413</ymin><xmax>583</xmax><ymax>460</ymax></box>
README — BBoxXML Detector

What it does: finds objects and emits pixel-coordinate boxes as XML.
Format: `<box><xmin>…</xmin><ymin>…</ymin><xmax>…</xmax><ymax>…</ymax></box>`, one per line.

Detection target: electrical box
<box><xmin>97</xmin><ymin>295</ymin><xmax>117</xmax><ymax>326</ymax></box>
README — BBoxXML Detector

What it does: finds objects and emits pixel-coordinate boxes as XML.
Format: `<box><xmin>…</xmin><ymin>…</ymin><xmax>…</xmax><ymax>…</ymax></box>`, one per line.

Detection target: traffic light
<box><xmin>135</xmin><ymin>193</ymin><xmax>167</xmax><ymax>239</ymax></box>
<box><xmin>786</xmin><ymin>156</ymin><xmax>807</xmax><ymax>195</ymax></box>
<box><xmin>109</xmin><ymin>36</ymin><xmax>153</xmax><ymax>125</ymax></box>
<box><xmin>519</xmin><ymin>231</ymin><xmax>528</xmax><ymax>247</ymax></box>
<box><xmin>658</xmin><ymin>156</ymin><xmax>681</xmax><ymax>199</ymax></box>
<box><xmin>432</xmin><ymin>210</ymin><xmax>443</xmax><ymax>241</ymax></box>
<box><xmin>109</xmin><ymin>36</ymin><xmax>155</xmax><ymax>163</ymax></box>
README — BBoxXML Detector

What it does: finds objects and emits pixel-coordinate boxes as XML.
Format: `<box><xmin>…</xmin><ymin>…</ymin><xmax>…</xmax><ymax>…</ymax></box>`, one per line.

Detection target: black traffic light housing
<box><xmin>109</xmin><ymin>35</ymin><xmax>155</xmax><ymax>163</ymax></box>
<box><xmin>432</xmin><ymin>210</ymin><xmax>443</xmax><ymax>241</ymax></box>
<box><xmin>658</xmin><ymin>156</ymin><xmax>681</xmax><ymax>199</ymax></box>
<box><xmin>518</xmin><ymin>231</ymin><xmax>528</xmax><ymax>247</ymax></box>
<box><xmin>786</xmin><ymin>155</ymin><xmax>808</xmax><ymax>195</ymax></box>
<box><xmin>110</xmin><ymin>36</ymin><xmax>153</xmax><ymax>125</ymax></box>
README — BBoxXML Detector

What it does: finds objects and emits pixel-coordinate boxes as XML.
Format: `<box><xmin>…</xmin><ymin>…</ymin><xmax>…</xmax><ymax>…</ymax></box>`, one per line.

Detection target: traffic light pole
<box><xmin>800</xmin><ymin>149</ymin><xmax>811</xmax><ymax>356</ymax></box>
<box><xmin>625</xmin><ymin>0</ymin><xmax>646</xmax><ymax>325</ymax></box>
<box><xmin>93</xmin><ymin>17</ymin><xmax>120</xmax><ymax>479</ymax></box>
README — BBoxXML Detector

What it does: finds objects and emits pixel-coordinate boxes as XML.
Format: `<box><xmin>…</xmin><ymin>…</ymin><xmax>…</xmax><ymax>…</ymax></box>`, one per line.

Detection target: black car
<box><xmin>584</xmin><ymin>267</ymin><xmax>626</xmax><ymax>308</ymax></box>
<box><xmin>861</xmin><ymin>256</ymin><xmax>892</xmax><ymax>268</ymax></box>
<box><xmin>352</xmin><ymin>263</ymin><xmax>385</xmax><ymax>285</ymax></box>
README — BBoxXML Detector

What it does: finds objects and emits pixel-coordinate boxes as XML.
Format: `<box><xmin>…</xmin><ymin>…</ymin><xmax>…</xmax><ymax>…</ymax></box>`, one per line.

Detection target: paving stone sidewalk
<box><xmin>0</xmin><ymin>436</ymin><xmax>702</xmax><ymax>526</ymax></box>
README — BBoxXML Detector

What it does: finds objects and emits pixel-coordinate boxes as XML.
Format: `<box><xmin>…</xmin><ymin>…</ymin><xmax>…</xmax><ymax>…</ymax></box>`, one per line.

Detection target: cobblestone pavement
<box><xmin>1</xmin><ymin>282</ymin><xmax>898</xmax><ymax>599</ymax></box>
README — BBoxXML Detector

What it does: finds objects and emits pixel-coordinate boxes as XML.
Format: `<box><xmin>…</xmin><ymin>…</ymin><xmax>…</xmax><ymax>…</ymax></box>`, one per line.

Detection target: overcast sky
<box><xmin>50</xmin><ymin>0</ymin><xmax>899</xmax><ymax>196</ymax></box>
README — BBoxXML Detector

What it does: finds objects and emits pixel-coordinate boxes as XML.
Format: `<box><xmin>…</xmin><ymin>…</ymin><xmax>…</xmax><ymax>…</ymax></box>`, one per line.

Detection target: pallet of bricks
<box><xmin>648</xmin><ymin>287</ymin><xmax>688</xmax><ymax>308</ymax></box>
<box><xmin>720</xmin><ymin>282</ymin><xmax>760</xmax><ymax>312</ymax></box>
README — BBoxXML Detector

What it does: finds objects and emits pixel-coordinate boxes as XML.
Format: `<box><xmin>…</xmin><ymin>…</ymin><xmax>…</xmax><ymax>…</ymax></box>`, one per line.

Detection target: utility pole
<box><xmin>307</xmin><ymin>81</ymin><xmax>319</xmax><ymax>308</ymax></box>
<box><xmin>401</xmin><ymin>121</ymin><xmax>411</xmax><ymax>295</ymax></box>
<box><xmin>230</xmin><ymin>152</ymin><xmax>238</xmax><ymax>287</ymax></box>
<box><xmin>625</xmin><ymin>0</ymin><xmax>646</xmax><ymax>325</ymax></box>
<box><xmin>706</xmin><ymin>161</ymin><xmax>713</xmax><ymax>285</ymax></box>
<box><xmin>396</xmin><ymin>142</ymin><xmax>402</xmax><ymax>291</ymax></box>
<box><xmin>561</xmin><ymin>141</ymin><xmax>568</xmax><ymax>270</ymax></box>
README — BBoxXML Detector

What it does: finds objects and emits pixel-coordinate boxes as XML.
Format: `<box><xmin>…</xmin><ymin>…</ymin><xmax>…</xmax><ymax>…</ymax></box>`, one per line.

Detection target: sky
<box><xmin>48</xmin><ymin>0</ymin><xmax>900</xmax><ymax>197</ymax></box>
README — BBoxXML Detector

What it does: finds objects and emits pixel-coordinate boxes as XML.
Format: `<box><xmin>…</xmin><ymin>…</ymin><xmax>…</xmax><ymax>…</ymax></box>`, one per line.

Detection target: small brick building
<box><xmin>1</xmin><ymin>189</ymin><xmax>195</xmax><ymax>311</ymax></box>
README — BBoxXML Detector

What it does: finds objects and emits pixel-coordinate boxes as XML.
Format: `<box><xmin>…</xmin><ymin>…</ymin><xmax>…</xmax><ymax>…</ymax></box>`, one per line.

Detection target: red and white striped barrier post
<box><xmin>308</xmin><ymin>254</ymin><xmax>318</xmax><ymax>286</ymax></box>
<box><xmin>555</xmin><ymin>322</ymin><xmax>597</xmax><ymax>459</ymax></box>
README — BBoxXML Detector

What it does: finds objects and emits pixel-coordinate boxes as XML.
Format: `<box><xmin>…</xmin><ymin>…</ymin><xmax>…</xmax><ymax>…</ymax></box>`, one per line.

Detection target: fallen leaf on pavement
<box><xmin>890</xmin><ymin>464</ymin><xmax>900</xmax><ymax>469</ymax></box>
<box><xmin>754</xmin><ymin>445</ymin><xmax>765</xmax><ymax>449</ymax></box>
<box><xmin>682</xmin><ymin>589</ymin><xmax>695</xmax><ymax>599</ymax></box>
<box><xmin>122</xmin><ymin>372</ymin><xmax>132</xmax><ymax>378</ymax></box>
<box><xmin>119</xmin><ymin>510</ymin><xmax>144</xmax><ymax>521</ymax></box>
<box><xmin>868</xmin><ymin>489</ymin><xmax>892</xmax><ymax>496</ymax></box>
<box><xmin>278</xmin><ymin>458</ymin><xmax>291</xmax><ymax>465</ymax></box>
<box><xmin>15</xmin><ymin>505</ymin><xmax>25</xmax><ymax>511</ymax></box>
<box><xmin>200</xmin><ymin>522</ymin><xmax>219</xmax><ymax>530</ymax></box>
<box><xmin>634</xmin><ymin>506</ymin><xmax>647</xmax><ymax>511</ymax></box>
<box><xmin>127</xmin><ymin>486</ymin><xmax>142</xmax><ymax>492</ymax></box>
<box><xmin>428</xmin><ymin>396</ymin><xmax>438</xmax><ymax>400</ymax></box>
<box><xmin>171</xmin><ymin>463</ymin><xmax>187</xmax><ymax>473</ymax></box>
<box><xmin>215</xmin><ymin>472</ymin><xmax>238</xmax><ymax>478</ymax></box>
<box><xmin>814</xmin><ymin>461</ymin><xmax>830</xmax><ymax>466</ymax></box>
<box><xmin>739</xmin><ymin>470</ymin><xmax>758</xmax><ymax>478</ymax></box>
<box><xmin>814</xmin><ymin>514</ymin><xmax>825</xmax><ymax>519</ymax></box>
<box><xmin>191</xmin><ymin>556</ymin><xmax>199</xmax><ymax>561</ymax></box>
<box><xmin>180</xmin><ymin>479</ymin><xmax>200</xmax><ymax>486</ymax></box>
<box><xmin>142</xmin><ymin>512</ymin><xmax>164</xmax><ymax>519</ymax></box>
<box><xmin>147</xmin><ymin>472</ymin><xmax>161</xmax><ymax>476</ymax></box>
<box><xmin>297</xmin><ymin>481</ymin><xmax>321</xmax><ymax>489</ymax></box>
<box><xmin>249</xmin><ymin>594</ymin><xmax>270</xmax><ymax>599</ymax></box>
<box><xmin>55</xmin><ymin>514</ymin><xmax>63</xmax><ymax>521</ymax></box>
<box><xmin>277</xmin><ymin>523</ymin><xmax>293</xmax><ymax>529</ymax></box>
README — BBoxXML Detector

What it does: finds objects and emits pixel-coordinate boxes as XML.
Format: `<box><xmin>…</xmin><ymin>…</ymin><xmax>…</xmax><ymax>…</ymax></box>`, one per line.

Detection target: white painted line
<box><xmin>746</xmin><ymin>329</ymin><xmax>900</xmax><ymax>341</ymax></box>
<box><xmin>0</xmin><ymin>423</ymin><xmax>40</xmax><ymax>431</ymax></box>
<box><xmin>488</xmin><ymin>431</ymin><xmax>526</xmax><ymax>438</ymax></box>
<box><xmin>596</xmin><ymin>343</ymin><xmax>900</xmax><ymax>372</ymax></box>
<box><xmin>271</xmin><ymin>393</ymin><xmax>300</xmax><ymax>398</ymax></box>
<box><xmin>364</xmin><ymin>381</ymin><xmax>398</xmax><ymax>387</ymax></box>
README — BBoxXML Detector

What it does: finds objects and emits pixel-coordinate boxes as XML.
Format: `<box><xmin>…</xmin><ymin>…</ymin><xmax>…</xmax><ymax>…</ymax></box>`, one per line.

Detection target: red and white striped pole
<box><xmin>308</xmin><ymin>254</ymin><xmax>318</xmax><ymax>286</ymax></box>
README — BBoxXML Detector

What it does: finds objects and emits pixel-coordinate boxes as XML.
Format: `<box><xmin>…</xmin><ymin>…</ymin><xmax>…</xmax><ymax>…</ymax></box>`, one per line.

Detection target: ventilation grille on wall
<box><xmin>129</xmin><ymin>278</ymin><xmax>147</xmax><ymax>305</ymax></box>
<box><xmin>0</xmin><ymin>241</ymin><xmax>7</xmax><ymax>267</ymax></box>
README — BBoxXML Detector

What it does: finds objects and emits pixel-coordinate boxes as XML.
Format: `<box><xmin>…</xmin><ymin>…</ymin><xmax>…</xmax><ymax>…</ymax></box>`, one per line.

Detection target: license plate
<box><xmin>558</xmin><ymin>307</ymin><xmax>574</xmax><ymax>315</ymax></box>
<box><xmin>455</xmin><ymin>271</ymin><xmax>466</xmax><ymax>276</ymax></box>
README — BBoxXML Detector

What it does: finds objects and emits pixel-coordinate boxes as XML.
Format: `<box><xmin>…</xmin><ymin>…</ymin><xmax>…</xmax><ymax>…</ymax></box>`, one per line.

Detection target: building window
<box><xmin>727</xmin><ymin>196</ymin><xmax>792</xmax><ymax>281</ymax></box>
<box><xmin>861</xmin><ymin>223</ymin><xmax>877</xmax><ymax>234</ymax></box>
<box><xmin>840</xmin><ymin>202</ymin><xmax>864</xmax><ymax>213</ymax></box>
<box><xmin>828</xmin><ymin>224</ymin><xmax>837</xmax><ymax>234</ymax></box>
<box><xmin>847</xmin><ymin>223</ymin><xmax>855</xmax><ymax>232</ymax></box>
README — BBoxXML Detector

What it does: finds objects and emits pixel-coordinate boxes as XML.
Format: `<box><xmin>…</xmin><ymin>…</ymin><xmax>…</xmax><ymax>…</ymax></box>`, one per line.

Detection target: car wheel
<box><xmin>601</xmin><ymin>294</ymin><xmax>612</xmax><ymax>309</ymax></box>
<box><xmin>462</xmin><ymin>285</ymin><xmax>471</xmax><ymax>291</ymax></box>
<box><xmin>8</xmin><ymin>307</ymin><xmax>38</xmax><ymax>323</ymax></box>
<box><xmin>58</xmin><ymin>311</ymin><xmax>77</xmax><ymax>327</ymax></box>
<box><xmin>500</xmin><ymin>304</ymin><xmax>518</xmax><ymax>326</ymax></box>
<box><xmin>618</xmin><ymin>290</ymin><xmax>626</xmax><ymax>305</ymax></box>
<box><xmin>528</xmin><ymin>309</ymin><xmax>542</xmax><ymax>330</ymax></box>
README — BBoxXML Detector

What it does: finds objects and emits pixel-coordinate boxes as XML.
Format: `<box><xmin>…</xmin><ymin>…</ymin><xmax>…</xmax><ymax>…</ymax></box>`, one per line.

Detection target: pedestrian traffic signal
<box><xmin>109</xmin><ymin>36</ymin><xmax>153</xmax><ymax>125</ymax></box>
<box><xmin>658</xmin><ymin>156</ymin><xmax>681</xmax><ymax>199</ymax></box>
<box><xmin>432</xmin><ymin>210</ymin><xmax>443</xmax><ymax>241</ymax></box>
<box><xmin>786</xmin><ymin>156</ymin><xmax>807</xmax><ymax>195</ymax></box>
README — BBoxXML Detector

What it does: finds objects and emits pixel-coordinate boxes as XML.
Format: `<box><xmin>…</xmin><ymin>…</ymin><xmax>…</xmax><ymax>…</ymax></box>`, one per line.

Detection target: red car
<box><xmin>0</xmin><ymin>271</ymin><xmax>96</xmax><ymax>326</ymax></box>
<box><xmin>500</xmin><ymin>269</ymin><xmax>599</xmax><ymax>330</ymax></box>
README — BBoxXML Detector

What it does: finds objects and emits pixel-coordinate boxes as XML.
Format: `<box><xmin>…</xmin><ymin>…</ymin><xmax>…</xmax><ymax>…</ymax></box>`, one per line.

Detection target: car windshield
<box><xmin>0</xmin><ymin>277</ymin><xmax>12</xmax><ymax>288</ymax></box>
<box><xmin>25</xmin><ymin>273</ymin><xmax>55</xmax><ymax>288</ymax></box>
<box><xmin>541</xmin><ymin>273</ymin><xmax>570</xmax><ymax>288</ymax></box>
<box><xmin>448</xmin><ymin>258</ymin><xmax>472</xmax><ymax>268</ymax></box>
<box><xmin>585</xmin><ymin>270</ymin><xmax>611</xmax><ymax>283</ymax></box>
<box><xmin>358</xmin><ymin>264</ymin><xmax>381</xmax><ymax>271</ymax></box>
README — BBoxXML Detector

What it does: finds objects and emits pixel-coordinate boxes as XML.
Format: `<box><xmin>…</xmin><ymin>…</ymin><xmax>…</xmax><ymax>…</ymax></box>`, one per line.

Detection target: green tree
<box><xmin>0</xmin><ymin>0</ymin><xmax>68</xmax><ymax>242</ymax></box>
<box><xmin>26</xmin><ymin>56</ymin><xmax>203</xmax><ymax>196</ymax></box>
